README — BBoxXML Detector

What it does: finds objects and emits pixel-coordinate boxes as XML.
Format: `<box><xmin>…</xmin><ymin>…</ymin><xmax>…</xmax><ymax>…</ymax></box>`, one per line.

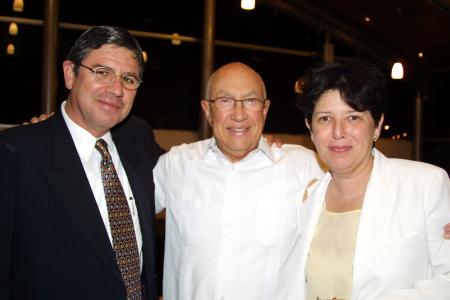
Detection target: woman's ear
<box><xmin>374</xmin><ymin>114</ymin><xmax>384</xmax><ymax>141</ymax></box>
<box><xmin>305</xmin><ymin>119</ymin><xmax>314</xmax><ymax>142</ymax></box>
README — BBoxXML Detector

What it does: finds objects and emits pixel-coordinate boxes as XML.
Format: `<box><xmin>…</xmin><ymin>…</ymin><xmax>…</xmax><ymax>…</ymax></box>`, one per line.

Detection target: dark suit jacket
<box><xmin>0</xmin><ymin>111</ymin><xmax>162</xmax><ymax>300</ymax></box>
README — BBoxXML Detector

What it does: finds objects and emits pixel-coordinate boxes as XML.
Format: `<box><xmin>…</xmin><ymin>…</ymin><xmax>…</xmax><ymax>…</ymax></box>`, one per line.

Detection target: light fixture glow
<box><xmin>241</xmin><ymin>0</ymin><xmax>255</xmax><ymax>10</ymax></box>
<box><xmin>13</xmin><ymin>0</ymin><xmax>24</xmax><ymax>12</ymax></box>
<box><xmin>171</xmin><ymin>33</ymin><xmax>181</xmax><ymax>46</ymax></box>
<box><xmin>418</xmin><ymin>52</ymin><xmax>424</xmax><ymax>58</ymax></box>
<box><xmin>364</xmin><ymin>17</ymin><xmax>371</xmax><ymax>22</ymax></box>
<box><xmin>7</xmin><ymin>43</ymin><xmax>15</xmax><ymax>55</ymax></box>
<box><xmin>384</xmin><ymin>125</ymin><xmax>390</xmax><ymax>130</ymax></box>
<box><xmin>391</xmin><ymin>62</ymin><xmax>404</xmax><ymax>79</ymax></box>
<box><xmin>9</xmin><ymin>22</ymin><xmax>18</xmax><ymax>35</ymax></box>
<box><xmin>402</xmin><ymin>132</ymin><xmax>407</xmax><ymax>138</ymax></box>
<box><xmin>142</xmin><ymin>51</ymin><xmax>148</xmax><ymax>63</ymax></box>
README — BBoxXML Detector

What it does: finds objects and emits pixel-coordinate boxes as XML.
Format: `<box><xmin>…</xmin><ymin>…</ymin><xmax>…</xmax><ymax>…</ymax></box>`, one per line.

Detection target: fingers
<box><xmin>444</xmin><ymin>223</ymin><xmax>450</xmax><ymax>239</ymax></box>
<box><xmin>30</xmin><ymin>116</ymin><xmax>41</xmax><ymax>124</ymax></box>
<box><xmin>264</xmin><ymin>134</ymin><xmax>274</xmax><ymax>146</ymax></box>
<box><xmin>27</xmin><ymin>112</ymin><xmax>54</xmax><ymax>124</ymax></box>
<box><xmin>274</xmin><ymin>138</ymin><xmax>283</xmax><ymax>148</ymax></box>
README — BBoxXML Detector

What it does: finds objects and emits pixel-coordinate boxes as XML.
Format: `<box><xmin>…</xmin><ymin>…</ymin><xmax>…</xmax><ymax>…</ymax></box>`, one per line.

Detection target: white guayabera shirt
<box><xmin>154</xmin><ymin>137</ymin><xmax>323</xmax><ymax>300</ymax></box>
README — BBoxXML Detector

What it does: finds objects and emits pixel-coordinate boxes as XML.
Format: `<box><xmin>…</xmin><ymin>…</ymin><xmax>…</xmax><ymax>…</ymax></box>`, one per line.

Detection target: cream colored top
<box><xmin>305</xmin><ymin>205</ymin><xmax>361</xmax><ymax>300</ymax></box>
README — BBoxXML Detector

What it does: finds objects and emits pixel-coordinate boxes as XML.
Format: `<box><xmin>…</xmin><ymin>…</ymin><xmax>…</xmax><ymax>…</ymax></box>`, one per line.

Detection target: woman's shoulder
<box><xmin>376</xmin><ymin>150</ymin><xmax>448</xmax><ymax>182</ymax></box>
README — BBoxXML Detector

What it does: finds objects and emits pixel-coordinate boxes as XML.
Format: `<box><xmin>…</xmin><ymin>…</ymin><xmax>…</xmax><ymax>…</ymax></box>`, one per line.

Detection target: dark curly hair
<box><xmin>295</xmin><ymin>59</ymin><xmax>387</xmax><ymax>124</ymax></box>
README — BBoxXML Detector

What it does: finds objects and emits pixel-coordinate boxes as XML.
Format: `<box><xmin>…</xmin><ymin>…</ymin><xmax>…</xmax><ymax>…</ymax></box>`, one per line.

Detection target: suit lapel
<box><xmin>44</xmin><ymin>113</ymin><xmax>122</xmax><ymax>282</ymax></box>
<box><xmin>351</xmin><ymin>149</ymin><xmax>396</xmax><ymax>299</ymax></box>
<box><xmin>119</xmin><ymin>154</ymin><xmax>154</xmax><ymax>244</ymax></box>
<box><xmin>112</xmin><ymin>127</ymin><xmax>156</xmax><ymax>277</ymax></box>
<box><xmin>112</xmin><ymin>126</ymin><xmax>150</xmax><ymax>224</ymax></box>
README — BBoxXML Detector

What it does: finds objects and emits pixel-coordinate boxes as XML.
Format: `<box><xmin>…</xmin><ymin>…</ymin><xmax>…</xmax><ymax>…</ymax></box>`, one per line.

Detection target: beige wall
<box><xmin>0</xmin><ymin>126</ymin><xmax>411</xmax><ymax>160</ymax></box>
<box><xmin>154</xmin><ymin>129</ymin><xmax>412</xmax><ymax>160</ymax></box>
<box><xmin>0</xmin><ymin>123</ymin><xmax>17</xmax><ymax>131</ymax></box>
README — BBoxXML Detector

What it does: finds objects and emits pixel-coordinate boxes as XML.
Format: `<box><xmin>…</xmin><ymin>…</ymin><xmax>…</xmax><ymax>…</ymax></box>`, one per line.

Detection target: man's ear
<box><xmin>63</xmin><ymin>60</ymin><xmax>76</xmax><ymax>90</ymax></box>
<box><xmin>200</xmin><ymin>100</ymin><xmax>212</xmax><ymax>125</ymax></box>
<box><xmin>262</xmin><ymin>99</ymin><xmax>270</xmax><ymax>121</ymax></box>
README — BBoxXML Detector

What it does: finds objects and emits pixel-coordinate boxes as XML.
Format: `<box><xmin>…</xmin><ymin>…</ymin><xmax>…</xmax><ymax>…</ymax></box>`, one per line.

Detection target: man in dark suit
<box><xmin>0</xmin><ymin>26</ymin><xmax>162</xmax><ymax>299</ymax></box>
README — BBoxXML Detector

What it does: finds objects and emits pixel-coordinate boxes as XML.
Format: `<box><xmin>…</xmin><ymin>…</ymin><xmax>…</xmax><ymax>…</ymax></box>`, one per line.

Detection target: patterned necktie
<box><xmin>95</xmin><ymin>139</ymin><xmax>142</xmax><ymax>300</ymax></box>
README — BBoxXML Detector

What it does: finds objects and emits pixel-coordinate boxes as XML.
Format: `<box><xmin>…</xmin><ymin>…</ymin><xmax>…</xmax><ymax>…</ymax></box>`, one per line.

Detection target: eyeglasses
<box><xmin>78</xmin><ymin>63</ymin><xmax>142</xmax><ymax>90</ymax></box>
<box><xmin>206</xmin><ymin>97</ymin><xmax>267</xmax><ymax>111</ymax></box>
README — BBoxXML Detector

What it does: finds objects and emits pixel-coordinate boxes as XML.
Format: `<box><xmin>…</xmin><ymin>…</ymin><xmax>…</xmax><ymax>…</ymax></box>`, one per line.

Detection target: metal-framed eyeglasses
<box><xmin>206</xmin><ymin>97</ymin><xmax>267</xmax><ymax>111</ymax></box>
<box><xmin>78</xmin><ymin>63</ymin><xmax>142</xmax><ymax>90</ymax></box>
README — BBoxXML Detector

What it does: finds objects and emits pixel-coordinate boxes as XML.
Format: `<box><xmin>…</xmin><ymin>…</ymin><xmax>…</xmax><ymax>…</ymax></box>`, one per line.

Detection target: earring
<box><xmin>373</xmin><ymin>135</ymin><xmax>378</xmax><ymax>142</ymax></box>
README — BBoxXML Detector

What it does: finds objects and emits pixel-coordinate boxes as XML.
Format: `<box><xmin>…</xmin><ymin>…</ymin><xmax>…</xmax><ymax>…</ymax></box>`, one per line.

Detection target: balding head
<box><xmin>201</xmin><ymin>62</ymin><xmax>270</xmax><ymax>162</ymax></box>
<box><xmin>205</xmin><ymin>62</ymin><xmax>267</xmax><ymax>100</ymax></box>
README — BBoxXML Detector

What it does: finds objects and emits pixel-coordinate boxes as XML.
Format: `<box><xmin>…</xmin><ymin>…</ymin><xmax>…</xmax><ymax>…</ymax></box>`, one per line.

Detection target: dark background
<box><xmin>1</xmin><ymin>1</ymin><xmax>449</xmax><ymax>294</ymax></box>
<box><xmin>0</xmin><ymin>0</ymin><xmax>449</xmax><ymax>171</ymax></box>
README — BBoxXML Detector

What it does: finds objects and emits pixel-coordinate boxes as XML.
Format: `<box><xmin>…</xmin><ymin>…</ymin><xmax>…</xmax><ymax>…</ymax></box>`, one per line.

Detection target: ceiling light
<box><xmin>7</xmin><ymin>43</ymin><xmax>15</xmax><ymax>55</ymax></box>
<box><xmin>9</xmin><ymin>22</ymin><xmax>18</xmax><ymax>35</ymax></box>
<box><xmin>241</xmin><ymin>0</ymin><xmax>255</xmax><ymax>10</ymax></box>
<box><xmin>171</xmin><ymin>33</ymin><xmax>181</xmax><ymax>46</ymax></box>
<box><xmin>391</xmin><ymin>62</ymin><xmax>404</xmax><ymax>79</ymax></box>
<box><xmin>13</xmin><ymin>0</ymin><xmax>24</xmax><ymax>12</ymax></box>
<box><xmin>364</xmin><ymin>17</ymin><xmax>371</xmax><ymax>22</ymax></box>
<box><xmin>142</xmin><ymin>51</ymin><xmax>148</xmax><ymax>63</ymax></box>
<box><xmin>384</xmin><ymin>125</ymin><xmax>390</xmax><ymax>130</ymax></box>
<box><xmin>418</xmin><ymin>52</ymin><xmax>424</xmax><ymax>58</ymax></box>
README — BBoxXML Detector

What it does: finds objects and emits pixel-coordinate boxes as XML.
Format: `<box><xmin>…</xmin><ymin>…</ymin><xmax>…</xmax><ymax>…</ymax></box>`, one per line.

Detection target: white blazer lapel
<box><xmin>299</xmin><ymin>173</ymin><xmax>332</xmax><ymax>296</ymax></box>
<box><xmin>351</xmin><ymin>149</ymin><xmax>396</xmax><ymax>299</ymax></box>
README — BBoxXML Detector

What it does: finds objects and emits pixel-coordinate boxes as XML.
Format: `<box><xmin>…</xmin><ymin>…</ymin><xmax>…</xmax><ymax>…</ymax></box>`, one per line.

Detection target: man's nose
<box><xmin>231</xmin><ymin>100</ymin><xmax>247</xmax><ymax>120</ymax></box>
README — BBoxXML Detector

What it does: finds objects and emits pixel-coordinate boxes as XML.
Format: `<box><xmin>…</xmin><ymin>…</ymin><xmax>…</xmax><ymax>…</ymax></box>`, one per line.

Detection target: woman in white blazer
<box><xmin>294</xmin><ymin>59</ymin><xmax>450</xmax><ymax>300</ymax></box>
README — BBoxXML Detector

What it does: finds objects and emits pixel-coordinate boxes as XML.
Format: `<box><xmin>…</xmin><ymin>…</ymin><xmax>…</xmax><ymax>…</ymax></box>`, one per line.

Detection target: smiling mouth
<box><xmin>228</xmin><ymin>127</ymin><xmax>247</xmax><ymax>135</ymax></box>
<box><xmin>97</xmin><ymin>99</ymin><xmax>122</xmax><ymax>110</ymax></box>
<box><xmin>329</xmin><ymin>145</ymin><xmax>352</xmax><ymax>152</ymax></box>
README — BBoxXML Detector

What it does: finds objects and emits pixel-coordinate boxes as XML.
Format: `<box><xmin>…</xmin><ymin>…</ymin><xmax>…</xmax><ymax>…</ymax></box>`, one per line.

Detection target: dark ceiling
<box><xmin>1</xmin><ymin>0</ymin><xmax>449</xmax><ymax>134</ymax></box>
<box><xmin>0</xmin><ymin>0</ymin><xmax>449</xmax><ymax>169</ymax></box>
<box><xmin>262</xmin><ymin>0</ymin><xmax>450</xmax><ymax>80</ymax></box>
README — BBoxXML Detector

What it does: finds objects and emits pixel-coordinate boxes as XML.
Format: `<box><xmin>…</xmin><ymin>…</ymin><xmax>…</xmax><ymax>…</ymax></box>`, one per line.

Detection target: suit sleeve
<box><xmin>143</xmin><ymin>123</ymin><xmax>165</xmax><ymax>169</ymax></box>
<box><xmin>0</xmin><ymin>141</ymin><xmax>18</xmax><ymax>299</ymax></box>
<box><xmin>372</xmin><ymin>168</ymin><xmax>450</xmax><ymax>300</ymax></box>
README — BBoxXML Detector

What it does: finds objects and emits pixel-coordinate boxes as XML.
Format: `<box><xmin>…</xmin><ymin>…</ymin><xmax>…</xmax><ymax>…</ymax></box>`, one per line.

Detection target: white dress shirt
<box><xmin>61</xmin><ymin>101</ymin><xmax>143</xmax><ymax>270</ymax></box>
<box><xmin>154</xmin><ymin>137</ymin><xmax>323</xmax><ymax>300</ymax></box>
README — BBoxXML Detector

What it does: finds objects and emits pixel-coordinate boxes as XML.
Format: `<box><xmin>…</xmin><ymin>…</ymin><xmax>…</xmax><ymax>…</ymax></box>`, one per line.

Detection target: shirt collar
<box><xmin>61</xmin><ymin>101</ymin><xmax>113</xmax><ymax>163</ymax></box>
<box><xmin>203</xmin><ymin>136</ymin><xmax>276</xmax><ymax>163</ymax></box>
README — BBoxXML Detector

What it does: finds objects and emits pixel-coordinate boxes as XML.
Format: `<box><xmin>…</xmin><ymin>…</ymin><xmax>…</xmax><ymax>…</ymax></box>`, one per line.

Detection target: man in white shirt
<box><xmin>154</xmin><ymin>62</ymin><xmax>324</xmax><ymax>300</ymax></box>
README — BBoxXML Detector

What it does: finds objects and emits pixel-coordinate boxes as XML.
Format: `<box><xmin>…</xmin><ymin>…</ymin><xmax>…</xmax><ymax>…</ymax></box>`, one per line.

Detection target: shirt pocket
<box><xmin>254</xmin><ymin>197</ymin><xmax>300</xmax><ymax>247</ymax></box>
<box><xmin>171</xmin><ymin>196</ymin><xmax>220</xmax><ymax>246</ymax></box>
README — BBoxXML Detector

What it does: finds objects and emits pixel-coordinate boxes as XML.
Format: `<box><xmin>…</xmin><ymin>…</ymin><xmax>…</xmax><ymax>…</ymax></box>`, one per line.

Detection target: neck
<box><xmin>216</xmin><ymin>140</ymin><xmax>259</xmax><ymax>163</ymax></box>
<box><xmin>326</xmin><ymin>155</ymin><xmax>374</xmax><ymax>212</ymax></box>
<box><xmin>65</xmin><ymin>100</ymin><xmax>108</xmax><ymax>138</ymax></box>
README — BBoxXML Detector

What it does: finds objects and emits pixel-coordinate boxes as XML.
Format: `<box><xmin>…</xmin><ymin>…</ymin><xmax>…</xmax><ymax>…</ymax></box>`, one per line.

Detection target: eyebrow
<box><xmin>214</xmin><ymin>91</ymin><xmax>260</xmax><ymax>98</ymax></box>
<box><xmin>91</xmin><ymin>64</ymin><xmax>139</xmax><ymax>77</ymax></box>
